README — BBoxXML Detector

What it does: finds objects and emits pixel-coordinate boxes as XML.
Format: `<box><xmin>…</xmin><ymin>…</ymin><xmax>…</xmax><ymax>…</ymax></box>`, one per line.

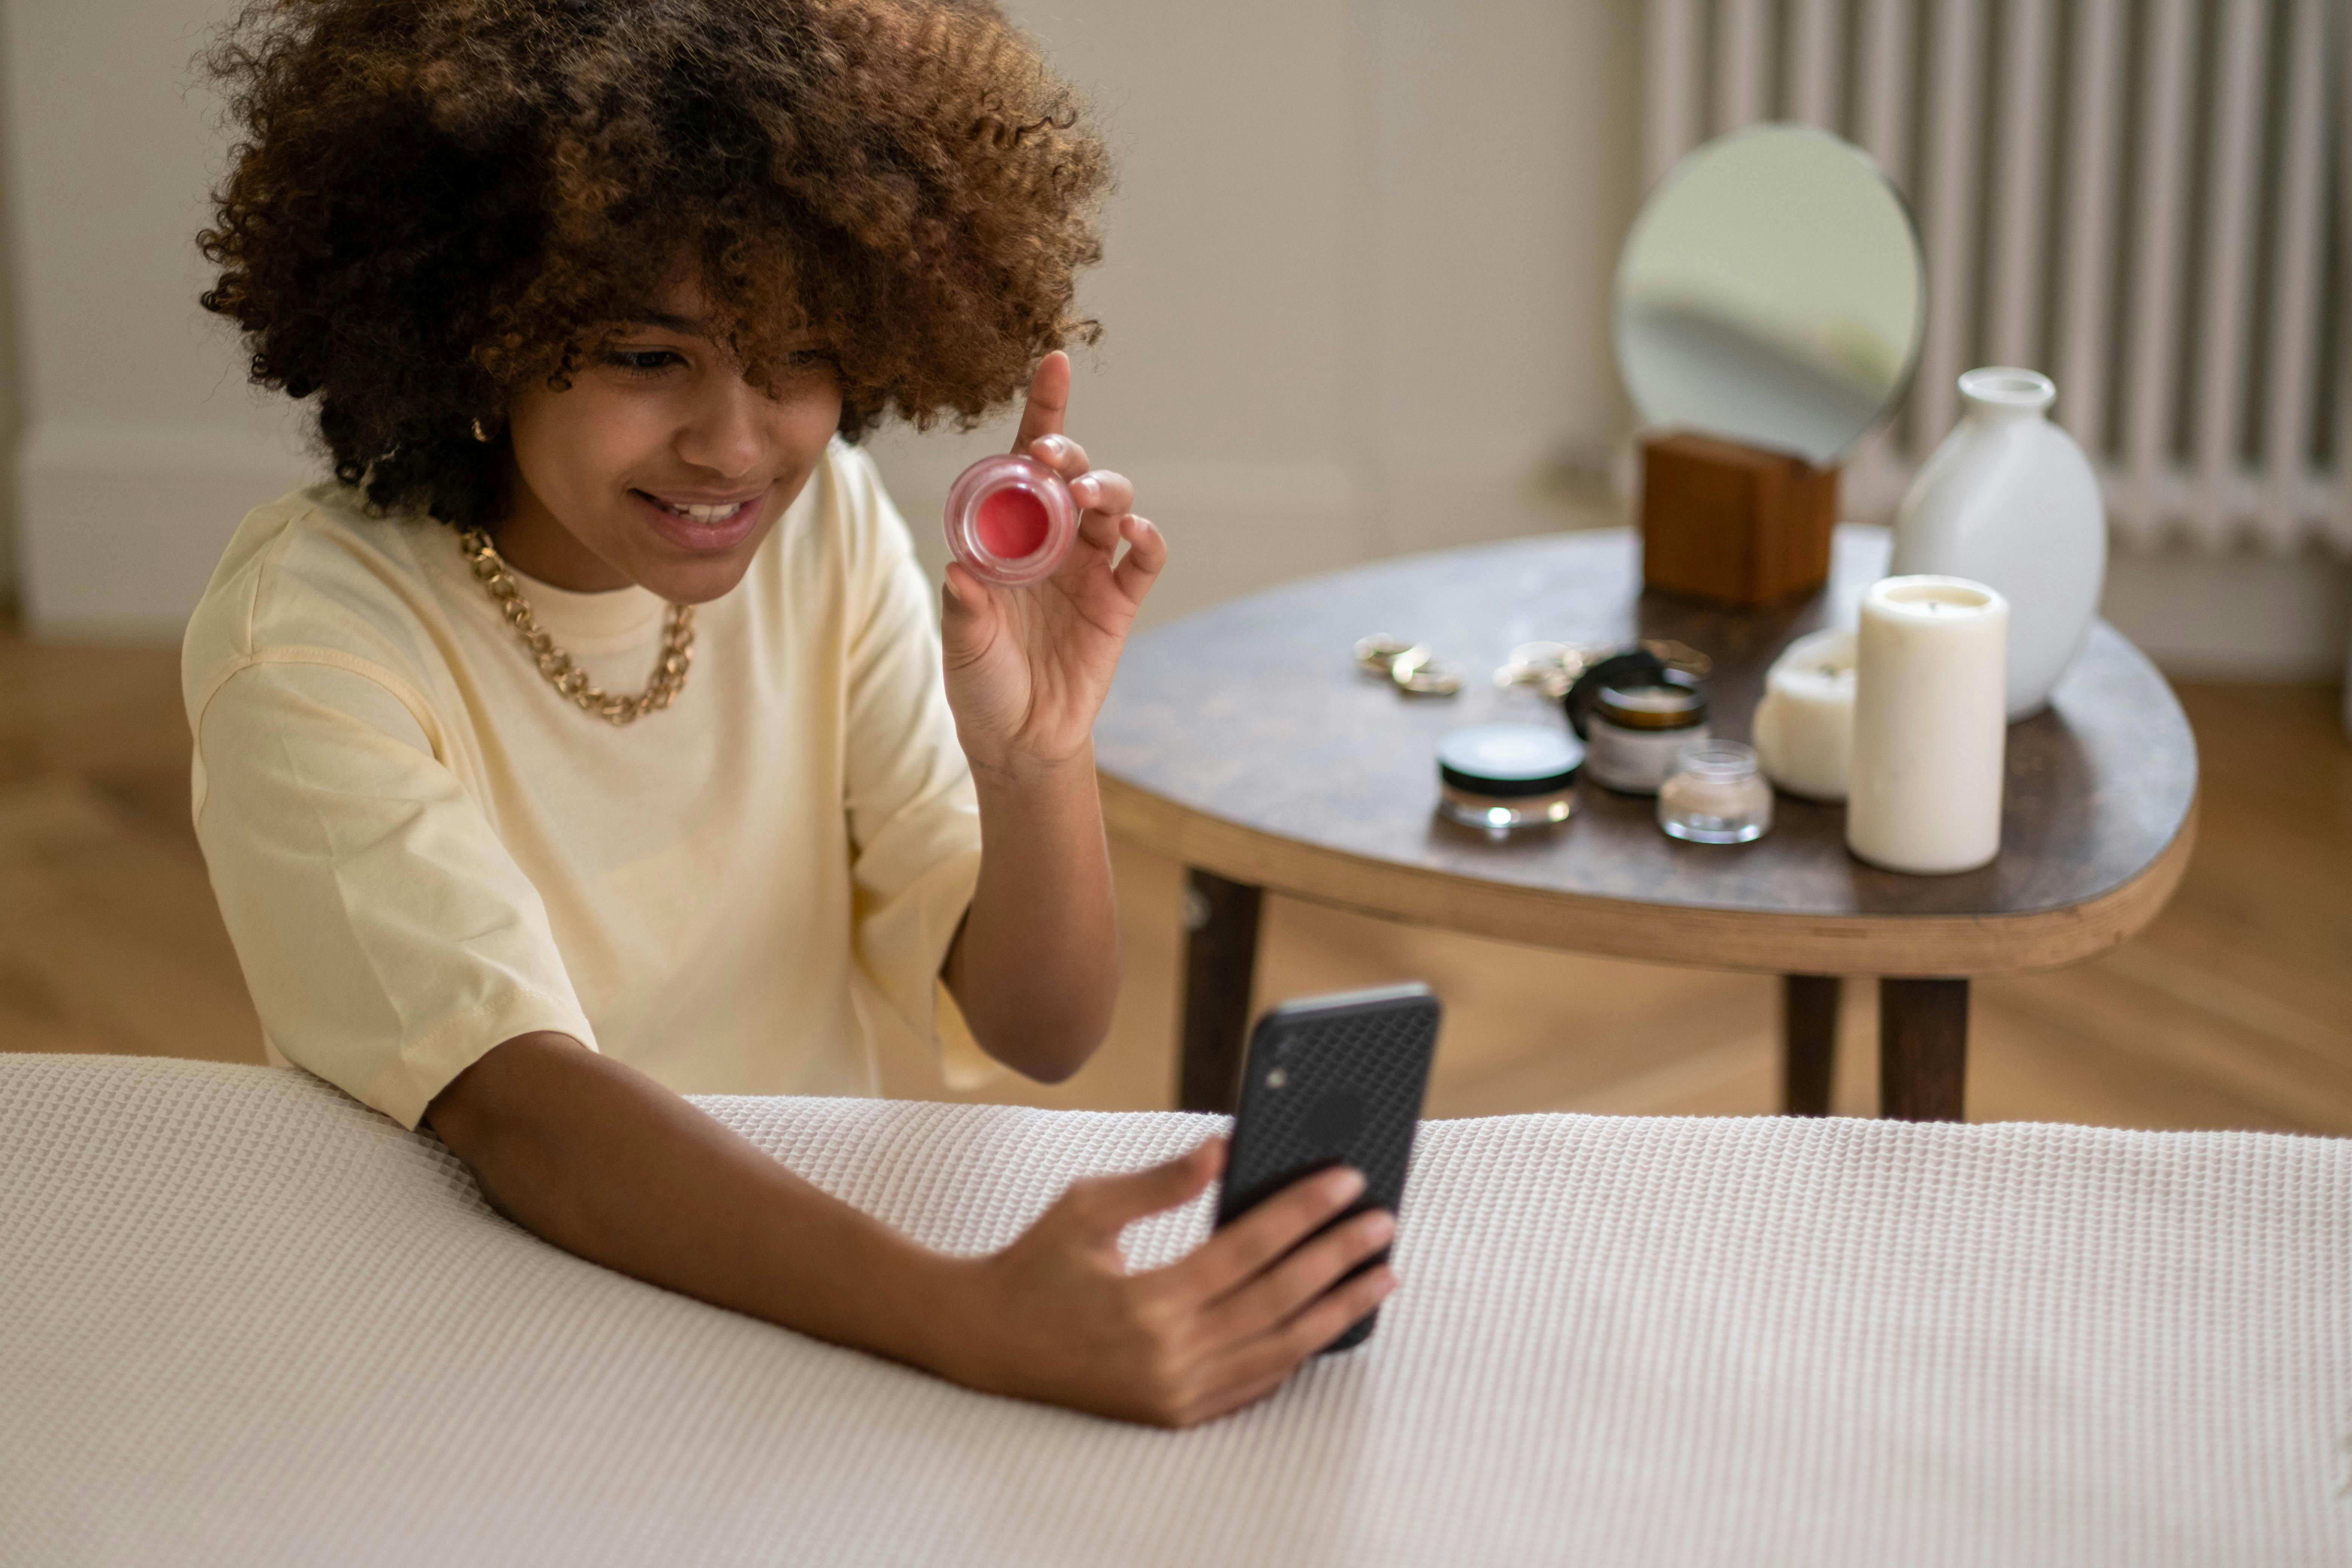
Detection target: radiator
<box><xmin>1641</xmin><ymin>0</ymin><xmax>2347</xmax><ymax>557</ymax></box>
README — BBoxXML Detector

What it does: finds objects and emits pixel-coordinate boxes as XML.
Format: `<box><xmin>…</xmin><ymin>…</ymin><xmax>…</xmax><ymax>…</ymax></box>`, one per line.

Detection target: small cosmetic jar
<box><xmin>1583</xmin><ymin>674</ymin><xmax>1709</xmax><ymax>794</ymax></box>
<box><xmin>1658</xmin><ymin>742</ymin><xmax>1773</xmax><ymax>844</ymax></box>
<box><xmin>1436</xmin><ymin>722</ymin><xmax>1584</xmax><ymax>835</ymax></box>
<box><xmin>943</xmin><ymin>454</ymin><xmax>1078</xmax><ymax>586</ymax></box>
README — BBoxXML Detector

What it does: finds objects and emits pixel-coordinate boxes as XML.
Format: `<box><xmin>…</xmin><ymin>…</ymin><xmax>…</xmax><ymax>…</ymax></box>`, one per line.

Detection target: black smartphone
<box><xmin>1213</xmin><ymin>982</ymin><xmax>1442</xmax><ymax>1353</ymax></box>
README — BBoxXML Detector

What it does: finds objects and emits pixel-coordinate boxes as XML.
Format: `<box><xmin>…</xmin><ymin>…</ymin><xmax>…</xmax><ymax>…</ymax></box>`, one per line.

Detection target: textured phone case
<box><xmin>1214</xmin><ymin>984</ymin><xmax>1441</xmax><ymax>1352</ymax></box>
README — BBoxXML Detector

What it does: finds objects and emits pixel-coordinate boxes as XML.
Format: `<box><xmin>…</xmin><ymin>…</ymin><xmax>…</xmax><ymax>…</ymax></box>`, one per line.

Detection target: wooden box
<box><xmin>1638</xmin><ymin>430</ymin><xmax>1838</xmax><ymax>608</ymax></box>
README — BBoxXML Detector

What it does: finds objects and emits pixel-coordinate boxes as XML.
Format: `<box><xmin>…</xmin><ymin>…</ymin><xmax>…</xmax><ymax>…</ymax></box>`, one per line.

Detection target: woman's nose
<box><xmin>673</xmin><ymin>379</ymin><xmax>766</xmax><ymax>478</ymax></box>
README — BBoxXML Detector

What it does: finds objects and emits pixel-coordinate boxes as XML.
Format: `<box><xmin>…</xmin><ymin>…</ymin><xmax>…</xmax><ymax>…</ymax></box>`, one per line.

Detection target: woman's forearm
<box><xmin>426</xmin><ymin>1031</ymin><xmax>966</xmax><ymax>1366</ymax></box>
<box><xmin>428</xmin><ymin>1030</ymin><xmax>1398</xmax><ymax>1429</ymax></box>
<box><xmin>947</xmin><ymin>744</ymin><xmax>1120</xmax><ymax>1081</ymax></box>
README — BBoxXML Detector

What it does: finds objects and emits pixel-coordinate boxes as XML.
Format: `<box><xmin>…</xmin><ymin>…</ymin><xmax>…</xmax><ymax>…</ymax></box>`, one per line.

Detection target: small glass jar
<box><xmin>1658</xmin><ymin>742</ymin><xmax>1773</xmax><ymax>844</ymax></box>
<box><xmin>1584</xmin><ymin>676</ymin><xmax>1709</xmax><ymax>794</ymax></box>
<box><xmin>1435</xmin><ymin>722</ymin><xmax>1583</xmax><ymax>836</ymax></box>
<box><xmin>943</xmin><ymin>454</ymin><xmax>1078</xmax><ymax>585</ymax></box>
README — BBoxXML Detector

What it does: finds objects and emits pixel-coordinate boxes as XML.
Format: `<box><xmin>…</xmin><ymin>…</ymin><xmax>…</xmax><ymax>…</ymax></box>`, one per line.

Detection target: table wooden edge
<box><xmin>1100</xmin><ymin>772</ymin><xmax>2200</xmax><ymax>978</ymax></box>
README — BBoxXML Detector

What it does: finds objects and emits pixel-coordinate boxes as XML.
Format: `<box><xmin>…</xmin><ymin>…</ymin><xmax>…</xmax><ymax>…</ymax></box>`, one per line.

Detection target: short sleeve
<box><xmin>834</xmin><ymin>453</ymin><xmax>983</xmax><ymax>1050</ymax></box>
<box><xmin>191</xmin><ymin>657</ymin><xmax>599</xmax><ymax>1129</ymax></box>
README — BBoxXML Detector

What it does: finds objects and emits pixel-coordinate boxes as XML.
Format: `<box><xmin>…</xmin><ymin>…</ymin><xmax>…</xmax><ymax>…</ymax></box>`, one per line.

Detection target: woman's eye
<box><xmin>604</xmin><ymin>348</ymin><xmax>683</xmax><ymax>377</ymax></box>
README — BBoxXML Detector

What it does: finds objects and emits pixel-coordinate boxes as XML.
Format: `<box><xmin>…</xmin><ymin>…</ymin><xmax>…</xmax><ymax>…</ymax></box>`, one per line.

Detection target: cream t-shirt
<box><xmin>183</xmin><ymin>440</ymin><xmax>982</xmax><ymax>1130</ymax></box>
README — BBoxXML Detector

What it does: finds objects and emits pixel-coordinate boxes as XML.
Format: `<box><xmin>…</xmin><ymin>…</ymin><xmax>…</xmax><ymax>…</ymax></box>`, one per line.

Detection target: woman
<box><xmin>185</xmin><ymin>0</ymin><xmax>1393</xmax><ymax>1427</ymax></box>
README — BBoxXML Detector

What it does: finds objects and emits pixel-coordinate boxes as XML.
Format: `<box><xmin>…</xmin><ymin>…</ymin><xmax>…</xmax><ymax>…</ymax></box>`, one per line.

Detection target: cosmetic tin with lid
<box><xmin>943</xmin><ymin>454</ymin><xmax>1078</xmax><ymax>586</ymax></box>
<box><xmin>1436</xmin><ymin>722</ymin><xmax>1584</xmax><ymax>836</ymax></box>
<box><xmin>1584</xmin><ymin>673</ymin><xmax>1709</xmax><ymax>795</ymax></box>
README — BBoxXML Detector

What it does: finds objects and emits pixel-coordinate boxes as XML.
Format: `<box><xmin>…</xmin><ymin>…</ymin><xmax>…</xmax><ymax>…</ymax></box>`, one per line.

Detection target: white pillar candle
<box><xmin>1847</xmin><ymin>575</ymin><xmax>2009</xmax><ymax>875</ymax></box>
<box><xmin>1750</xmin><ymin>628</ymin><xmax>1856</xmax><ymax>802</ymax></box>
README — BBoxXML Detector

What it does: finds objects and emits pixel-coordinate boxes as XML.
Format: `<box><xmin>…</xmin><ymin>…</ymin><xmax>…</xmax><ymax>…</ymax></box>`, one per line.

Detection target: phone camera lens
<box><xmin>1266</xmin><ymin>1069</ymin><xmax>1288</xmax><ymax>1089</ymax></box>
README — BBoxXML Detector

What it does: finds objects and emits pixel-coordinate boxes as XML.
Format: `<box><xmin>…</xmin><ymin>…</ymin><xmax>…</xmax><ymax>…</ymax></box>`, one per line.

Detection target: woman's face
<box><xmin>496</xmin><ymin>274</ymin><xmax>843</xmax><ymax>601</ymax></box>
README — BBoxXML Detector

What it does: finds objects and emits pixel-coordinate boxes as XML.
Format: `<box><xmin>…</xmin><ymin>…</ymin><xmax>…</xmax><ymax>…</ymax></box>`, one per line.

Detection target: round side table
<box><xmin>1094</xmin><ymin>526</ymin><xmax>2198</xmax><ymax>1120</ymax></box>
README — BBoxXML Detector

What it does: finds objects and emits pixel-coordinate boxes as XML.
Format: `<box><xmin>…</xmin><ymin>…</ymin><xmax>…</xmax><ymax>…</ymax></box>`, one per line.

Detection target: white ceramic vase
<box><xmin>1888</xmin><ymin>368</ymin><xmax>2105</xmax><ymax>720</ymax></box>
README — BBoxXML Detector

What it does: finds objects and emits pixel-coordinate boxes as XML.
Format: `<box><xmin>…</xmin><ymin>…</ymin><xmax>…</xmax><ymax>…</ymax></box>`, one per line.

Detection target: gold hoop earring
<box><xmin>471</xmin><ymin>417</ymin><xmax>493</xmax><ymax>444</ymax></box>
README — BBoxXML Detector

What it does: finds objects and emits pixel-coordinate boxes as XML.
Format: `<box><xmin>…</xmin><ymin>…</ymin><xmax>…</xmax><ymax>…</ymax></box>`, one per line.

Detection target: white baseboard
<box><xmin>2100</xmin><ymin>547</ymin><xmax>2352</xmax><ymax>683</ymax></box>
<box><xmin>17</xmin><ymin>422</ymin><xmax>318</xmax><ymax>637</ymax></box>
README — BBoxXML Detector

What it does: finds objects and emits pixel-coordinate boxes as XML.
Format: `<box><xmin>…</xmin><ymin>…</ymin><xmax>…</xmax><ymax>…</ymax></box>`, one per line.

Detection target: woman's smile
<box><xmin>629</xmin><ymin>485</ymin><xmax>772</xmax><ymax>556</ymax></box>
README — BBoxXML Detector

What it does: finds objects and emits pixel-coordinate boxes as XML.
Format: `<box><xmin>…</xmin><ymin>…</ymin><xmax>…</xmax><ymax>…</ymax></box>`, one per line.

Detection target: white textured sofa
<box><xmin>4</xmin><ymin>1054</ymin><xmax>2347</xmax><ymax>1565</ymax></box>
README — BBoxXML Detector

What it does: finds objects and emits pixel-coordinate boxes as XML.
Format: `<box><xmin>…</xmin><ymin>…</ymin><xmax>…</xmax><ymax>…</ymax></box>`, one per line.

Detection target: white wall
<box><xmin>0</xmin><ymin>46</ymin><xmax>17</xmax><ymax>611</ymax></box>
<box><xmin>0</xmin><ymin>32</ymin><xmax>18</xmax><ymax>609</ymax></box>
<box><xmin>867</xmin><ymin>0</ymin><xmax>1643</xmax><ymax>623</ymax></box>
<box><xmin>0</xmin><ymin>0</ymin><xmax>316</xmax><ymax>634</ymax></box>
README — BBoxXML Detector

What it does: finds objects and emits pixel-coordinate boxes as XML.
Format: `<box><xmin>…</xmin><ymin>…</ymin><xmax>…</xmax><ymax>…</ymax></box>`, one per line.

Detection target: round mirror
<box><xmin>1613</xmin><ymin>124</ymin><xmax>1926</xmax><ymax>467</ymax></box>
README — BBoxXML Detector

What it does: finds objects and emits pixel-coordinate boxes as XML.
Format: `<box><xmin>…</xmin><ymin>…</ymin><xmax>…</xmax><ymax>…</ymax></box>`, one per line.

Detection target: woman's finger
<box><xmin>1069</xmin><ymin>469</ymin><xmax>1133</xmax><ymax>517</ymax></box>
<box><xmin>1051</xmin><ymin>1137</ymin><xmax>1224</xmax><ymax>1243</ymax></box>
<box><xmin>1174</xmin><ymin>1265</ymin><xmax>1398</xmax><ymax>1426</ymax></box>
<box><xmin>1203</xmin><ymin>1208</ymin><xmax>1394</xmax><ymax>1341</ymax></box>
<box><xmin>1208</xmin><ymin>1265</ymin><xmax>1397</xmax><ymax>1390</ymax></box>
<box><xmin>938</xmin><ymin>564</ymin><xmax>997</xmax><ymax>647</ymax></box>
<box><xmin>1027</xmin><ymin>433</ymin><xmax>1090</xmax><ymax>479</ymax></box>
<box><xmin>940</xmin><ymin>560</ymin><xmax>990</xmax><ymax>612</ymax></box>
<box><xmin>1010</xmin><ymin>351</ymin><xmax>1071</xmax><ymax>454</ymax></box>
<box><xmin>1181</xmin><ymin>1367</ymin><xmax>1293</xmax><ymax>1429</ymax></box>
<box><xmin>1075</xmin><ymin>508</ymin><xmax>1127</xmax><ymax>554</ymax></box>
<box><xmin>1156</xmin><ymin>1164</ymin><xmax>1363</xmax><ymax>1301</ymax></box>
<box><xmin>1112</xmin><ymin>517</ymin><xmax>1166</xmax><ymax>603</ymax></box>
<box><xmin>1272</xmin><ymin>1265</ymin><xmax>1397</xmax><ymax>1359</ymax></box>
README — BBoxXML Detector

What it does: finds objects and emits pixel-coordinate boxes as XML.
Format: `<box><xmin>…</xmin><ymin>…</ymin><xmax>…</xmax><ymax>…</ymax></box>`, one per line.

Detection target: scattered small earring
<box><xmin>1495</xmin><ymin>638</ymin><xmax>1714</xmax><ymax>697</ymax></box>
<box><xmin>1352</xmin><ymin>633</ymin><xmax>1463</xmax><ymax>697</ymax></box>
<box><xmin>1494</xmin><ymin>641</ymin><xmax>1591</xmax><ymax>700</ymax></box>
<box><xmin>471</xmin><ymin>417</ymin><xmax>493</xmax><ymax>443</ymax></box>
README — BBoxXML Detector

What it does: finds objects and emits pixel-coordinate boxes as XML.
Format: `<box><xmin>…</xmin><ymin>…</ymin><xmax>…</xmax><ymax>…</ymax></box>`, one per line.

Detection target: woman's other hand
<box><xmin>928</xmin><ymin>1138</ymin><xmax>1399</xmax><ymax>1428</ymax></box>
<box><xmin>939</xmin><ymin>350</ymin><xmax>1166</xmax><ymax>778</ymax></box>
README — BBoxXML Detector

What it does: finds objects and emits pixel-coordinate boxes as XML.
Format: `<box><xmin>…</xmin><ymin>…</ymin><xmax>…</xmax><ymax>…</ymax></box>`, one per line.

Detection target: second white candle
<box><xmin>1752</xmin><ymin>627</ymin><xmax>1856</xmax><ymax>802</ymax></box>
<box><xmin>1847</xmin><ymin>575</ymin><xmax>2009</xmax><ymax>875</ymax></box>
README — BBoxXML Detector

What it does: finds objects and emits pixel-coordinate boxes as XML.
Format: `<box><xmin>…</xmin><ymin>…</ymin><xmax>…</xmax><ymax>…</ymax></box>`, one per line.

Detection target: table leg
<box><xmin>1781</xmin><ymin>975</ymin><xmax>1841</xmax><ymax>1116</ymax></box>
<box><xmin>1178</xmin><ymin>869</ymin><xmax>1263</xmax><ymax>1113</ymax></box>
<box><xmin>1878</xmin><ymin>978</ymin><xmax>1970</xmax><ymax>1121</ymax></box>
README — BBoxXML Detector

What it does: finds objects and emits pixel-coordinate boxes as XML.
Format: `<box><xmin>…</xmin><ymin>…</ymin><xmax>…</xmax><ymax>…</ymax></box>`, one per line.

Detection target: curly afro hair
<box><xmin>198</xmin><ymin>0</ymin><xmax>1111</xmax><ymax>528</ymax></box>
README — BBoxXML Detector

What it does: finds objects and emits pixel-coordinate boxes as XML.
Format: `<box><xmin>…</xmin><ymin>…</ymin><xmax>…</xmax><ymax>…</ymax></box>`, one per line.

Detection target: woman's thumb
<box><xmin>1065</xmin><ymin>1138</ymin><xmax>1223</xmax><ymax>1235</ymax></box>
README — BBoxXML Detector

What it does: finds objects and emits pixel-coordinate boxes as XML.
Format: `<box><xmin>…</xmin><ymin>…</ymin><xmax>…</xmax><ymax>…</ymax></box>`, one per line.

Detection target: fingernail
<box><xmin>1327</xmin><ymin>1168</ymin><xmax>1366</xmax><ymax>1202</ymax></box>
<box><xmin>1072</xmin><ymin>476</ymin><xmax>1099</xmax><ymax>506</ymax></box>
<box><xmin>1037</xmin><ymin>434</ymin><xmax>1073</xmax><ymax>461</ymax></box>
<box><xmin>1362</xmin><ymin>1211</ymin><xmax>1396</xmax><ymax>1245</ymax></box>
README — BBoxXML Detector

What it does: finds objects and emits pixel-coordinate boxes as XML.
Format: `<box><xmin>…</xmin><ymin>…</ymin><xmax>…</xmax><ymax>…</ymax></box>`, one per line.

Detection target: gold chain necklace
<box><xmin>459</xmin><ymin>528</ymin><xmax>696</xmax><ymax>726</ymax></box>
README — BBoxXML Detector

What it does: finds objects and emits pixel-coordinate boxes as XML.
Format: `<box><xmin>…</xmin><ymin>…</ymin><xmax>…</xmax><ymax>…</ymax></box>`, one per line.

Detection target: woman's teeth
<box><xmin>657</xmin><ymin>498</ymin><xmax>741</xmax><ymax>523</ymax></box>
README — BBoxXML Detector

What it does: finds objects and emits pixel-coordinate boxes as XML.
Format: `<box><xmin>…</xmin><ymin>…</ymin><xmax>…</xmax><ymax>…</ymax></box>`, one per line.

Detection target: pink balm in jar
<box><xmin>943</xmin><ymin>455</ymin><xmax>1078</xmax><ymax>586</ymax></box>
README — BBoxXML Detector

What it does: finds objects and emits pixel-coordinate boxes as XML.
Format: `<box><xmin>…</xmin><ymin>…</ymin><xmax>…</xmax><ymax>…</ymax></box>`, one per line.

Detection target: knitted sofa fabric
<box><xmin>2</xmin><ymin>1055</ymin><xmax>2346</xmax><ymax>1566</ymax></box>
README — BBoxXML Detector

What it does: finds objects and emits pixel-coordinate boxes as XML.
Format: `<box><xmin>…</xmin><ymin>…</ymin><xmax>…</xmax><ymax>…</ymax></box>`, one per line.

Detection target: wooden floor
<box><xmin>5</xmin><ymin>623</ymin><xmax>2348</xmax><ymax>1135</ymax></box>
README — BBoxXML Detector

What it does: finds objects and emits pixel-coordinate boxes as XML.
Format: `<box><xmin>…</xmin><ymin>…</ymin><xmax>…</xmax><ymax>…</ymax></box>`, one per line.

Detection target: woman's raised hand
<box><xmin>928</xmin><ymin>1138</ymin><xmax>1398</xmax><ymax>1428</ymax></box>
<box><xmin>939</xmin><ymin>351</ymin><xmax>1166</xmax><ymax>777</ymax></box>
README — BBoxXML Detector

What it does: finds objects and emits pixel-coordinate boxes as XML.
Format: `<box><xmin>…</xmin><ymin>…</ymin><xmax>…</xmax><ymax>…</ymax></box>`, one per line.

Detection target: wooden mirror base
<box><xmin>1638</xmin><ymin>430</ymin><xmax>1838</xmax><ymax>608</ymax></box>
